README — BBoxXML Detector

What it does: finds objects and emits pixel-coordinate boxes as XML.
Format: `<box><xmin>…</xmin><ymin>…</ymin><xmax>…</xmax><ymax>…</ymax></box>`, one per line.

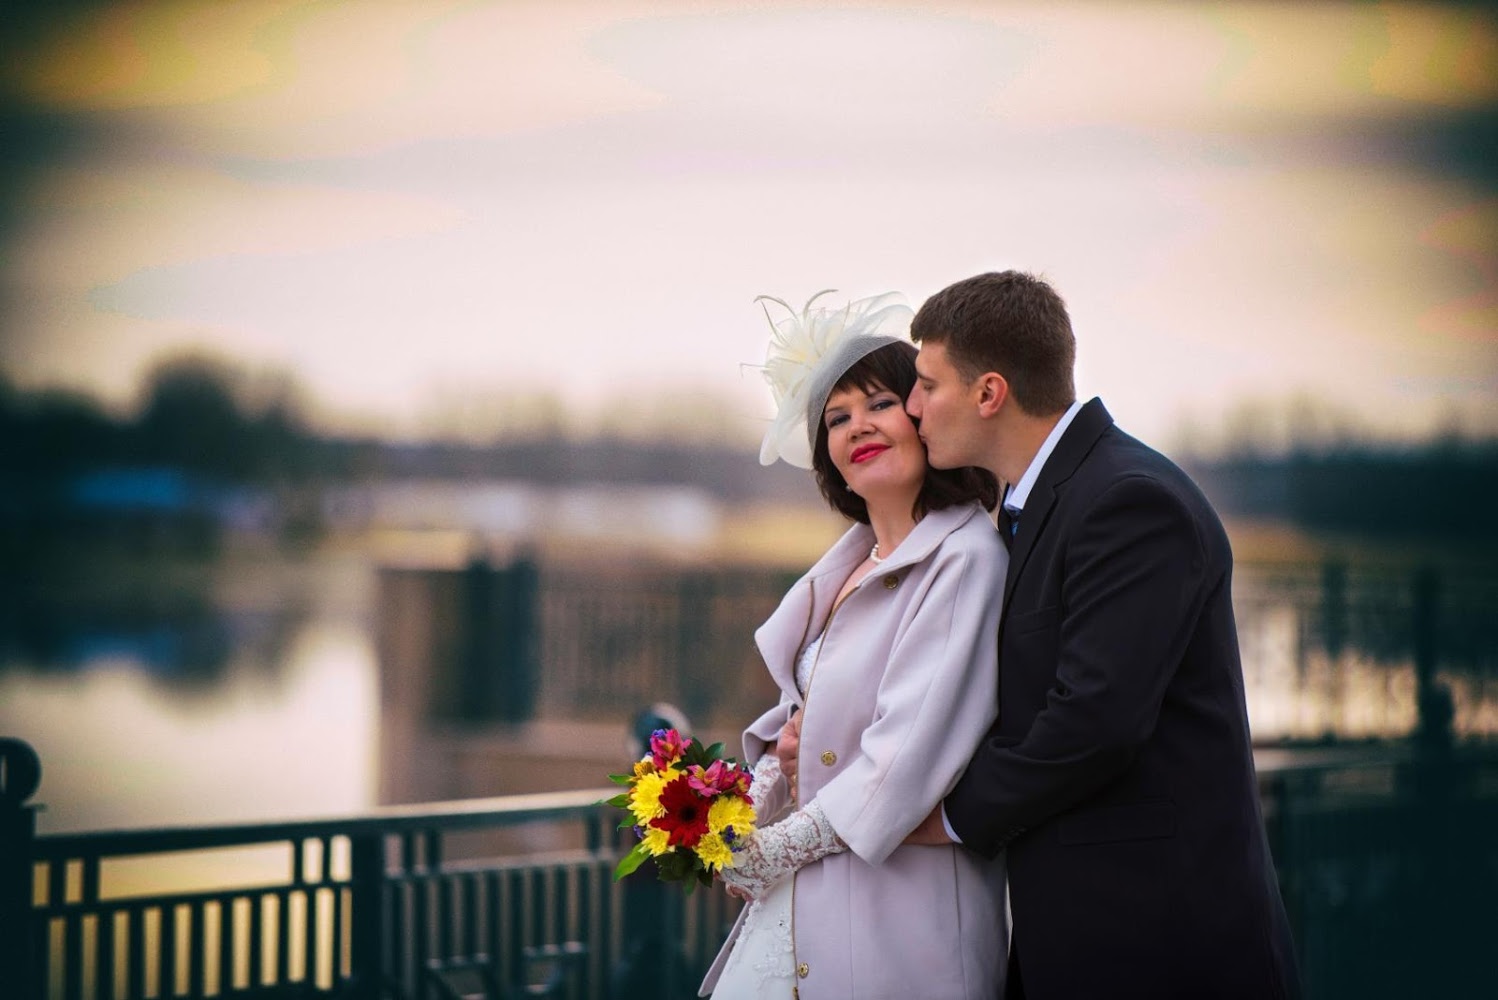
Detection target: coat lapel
<box><xmin>755</xmin><ymin>522</ymin><xmax>870</xmax><ymax>697</ymax></box>
<box><xmin>755</xmin><ymin>505</ymin><xmax>982</xmax><ymax>700</ymax></box>
<box><xmin>1000</xmin><ymin>397</ymin><xmax>1114</xmax><ymax>623</ymax></box>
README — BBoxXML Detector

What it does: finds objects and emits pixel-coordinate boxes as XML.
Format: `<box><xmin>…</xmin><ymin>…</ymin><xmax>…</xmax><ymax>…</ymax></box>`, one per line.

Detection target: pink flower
<box><xmin>687</xmin><ymin>759</ymin><xmax>751</xmax><ymax>798</ymax></box>
<box><xmin>650</xmin><ymin>728</ymin><xmax>692</xmax><ymax>770</ymax></box>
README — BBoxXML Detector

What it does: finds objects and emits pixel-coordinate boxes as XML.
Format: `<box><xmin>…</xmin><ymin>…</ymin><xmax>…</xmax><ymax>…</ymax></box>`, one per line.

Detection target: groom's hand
<box><xmin>904</xmin><ymin>804</ymin><xmax>955</xmax><ymax>845</ymax></box>
<box><xmin>776</xmin><ymin>711</ymin><xmax>801</xmax><ymax>796</ymax></box>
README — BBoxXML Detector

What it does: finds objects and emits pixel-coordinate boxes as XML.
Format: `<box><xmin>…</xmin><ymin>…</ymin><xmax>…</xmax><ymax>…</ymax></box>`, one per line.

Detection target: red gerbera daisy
<box><xmin>649</xmin><ymin>774</ymin><xmax>711</xmax><ymax>848</ymax></box>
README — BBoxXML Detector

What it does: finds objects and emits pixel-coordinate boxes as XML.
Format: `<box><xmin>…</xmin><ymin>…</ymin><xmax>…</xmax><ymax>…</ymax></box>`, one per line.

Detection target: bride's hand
<box><xmin>776</xmin><ymin>711</ymin><xmax>801</xmax><ymax>793</ymax></box>
<box><xmin>723</xmin><ymin>882</ymin><xmax>753</xmax><ymax>901</ymax></box>
<box><xmin>718</xmin><ymin>845</ymin><xmax>775</xmax><ymax>900</ymax></box>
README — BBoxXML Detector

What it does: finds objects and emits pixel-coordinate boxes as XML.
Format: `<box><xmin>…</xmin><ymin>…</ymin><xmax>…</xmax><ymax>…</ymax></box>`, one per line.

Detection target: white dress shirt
<box><xmin>941</xmin><ymin>397</ymin><xmax>1086</xmax><ymax>843</ymax></box>
<box><xmin>1001</xmin><ymin>398</ymin><xmax>1086</xmax><ymax>519</ymax></box>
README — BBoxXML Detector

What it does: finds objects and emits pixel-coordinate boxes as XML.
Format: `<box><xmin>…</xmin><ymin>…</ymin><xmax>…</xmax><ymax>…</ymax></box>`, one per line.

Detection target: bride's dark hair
<box><xmin>811</xmin><ymin>342</ymin><xmax>998</xmax><ymax>525</ymax></box>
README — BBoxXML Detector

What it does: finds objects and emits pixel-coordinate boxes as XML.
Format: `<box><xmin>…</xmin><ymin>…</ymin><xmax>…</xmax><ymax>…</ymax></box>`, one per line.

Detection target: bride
<box><xmin>701</xmin><ymin>292</ymin><xmax>1009</xmax><ymax>999</ymax></box>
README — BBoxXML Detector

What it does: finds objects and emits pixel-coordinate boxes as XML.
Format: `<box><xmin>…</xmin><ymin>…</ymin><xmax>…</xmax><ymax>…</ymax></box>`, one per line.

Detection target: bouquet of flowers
<box><xmin>604</xmin><ymin>728</ymin><xmax>757</xmax><ymax>892</ymax></box>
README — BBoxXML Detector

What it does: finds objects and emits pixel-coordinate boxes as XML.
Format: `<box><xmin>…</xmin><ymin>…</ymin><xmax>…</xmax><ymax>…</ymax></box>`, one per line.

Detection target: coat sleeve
<box><xmin>742</xmin><ymin>695</ymin><xmax>795</xmax><ymax>825</ymax></box>
<box><xmin>743</xmin><ymin>696</ymin><xmax>794</xmax><ymax>761</ymax></box>
<box><xmin>945</xmin><ymin>474</ymin><xmax>1217</xmax><ymax>856</ymax></box>
<box><xmin>814</xmin><ymin>539</ymin><xmax>1004</xmax><ymax>864</ymax></box>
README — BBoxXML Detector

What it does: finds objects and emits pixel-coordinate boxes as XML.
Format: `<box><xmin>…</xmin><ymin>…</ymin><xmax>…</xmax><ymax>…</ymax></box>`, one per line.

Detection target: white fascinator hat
<box><xmin>754</xmin><ymin>290</ymin><xmax>914</xmax><ymax>469</ymax></box>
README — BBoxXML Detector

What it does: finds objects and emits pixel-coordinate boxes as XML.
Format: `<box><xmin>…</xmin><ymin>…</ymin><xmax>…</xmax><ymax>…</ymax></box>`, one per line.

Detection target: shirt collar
<box><xmin>1003</xmin><ymin>398</ymin><xmax>1086</xmax><ymax>514</ymax></box>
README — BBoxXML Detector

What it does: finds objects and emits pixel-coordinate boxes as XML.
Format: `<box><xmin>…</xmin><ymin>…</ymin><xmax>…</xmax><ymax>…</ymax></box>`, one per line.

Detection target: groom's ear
<box><xmin>974</xmin><ymin>372</ymin><xmax>1008</xmax><ymax>418</ymax></box>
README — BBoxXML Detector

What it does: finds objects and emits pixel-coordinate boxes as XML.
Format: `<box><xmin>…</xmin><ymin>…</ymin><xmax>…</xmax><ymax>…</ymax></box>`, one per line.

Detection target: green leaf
<box><xmin>612</xmin><ymin>843</ymin><xmax>650</xmax><ymax>882</ymax></box>
<box><xmin>616</xmin><ymin>816</ymin><xmax>637</xmax><ymax>830</ymax></box>
<box><xmin>655</xmin><ymin>850</ymin><xmax>691</xmax><ymax>882</ymax></box>
<box><xmin>600</xmin><ymin>793</ymin><xmax>629</xmax><ymax>809</ymax></box>
<box><xmin>608</xmin><ymin>773</ymin><xmax>635</xmax><ymax>786</ymax></box>
<box><xmin>704</xmin><ymin>742</ymin><xmax>725</xmax><ymax>761</ymax></box>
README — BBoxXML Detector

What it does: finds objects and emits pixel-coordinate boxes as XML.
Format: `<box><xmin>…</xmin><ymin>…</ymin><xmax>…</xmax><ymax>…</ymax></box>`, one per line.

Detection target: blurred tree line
<box><xmin>1178</xmin><ymin>397</ymin><xmax>1498</xmax><ymax>545</ymax></box>
<box><xmin>0</xmin><ymin>355</ymin><xmax>369</xmax><ymax>486</ymax></box>
<box><xmin>0</xmin><ymin>354</ymin><xmax>816</xmax><ymax>505</ymax></box>
<box><xmin>0</xmin><ymin>355</ymin><xmax>332</xmax><ymax>673</ymax></box>
<box><xmin>1185</xmin><ymin>443</ymin><xmax>1498</xmax><ymax>544</ymax></box>
<box><xmin>2</xmin><ymin>352</ymin><xmax>1495</xmax><ymax>546</ymax></box>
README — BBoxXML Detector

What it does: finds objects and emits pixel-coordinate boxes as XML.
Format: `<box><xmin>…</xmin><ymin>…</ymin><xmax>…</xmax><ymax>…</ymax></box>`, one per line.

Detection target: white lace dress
<box><xmin>707</xmin><ymin>633</ymin><xmax>824</xmax><ymax>999</ymax></box>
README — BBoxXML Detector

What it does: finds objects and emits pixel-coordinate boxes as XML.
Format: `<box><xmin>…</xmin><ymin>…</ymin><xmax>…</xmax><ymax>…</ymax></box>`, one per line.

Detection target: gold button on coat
<box><xmin>821</xmin><ymin>750</ymin><xmax>837</xmax><ymax>766</ymax></box>
<box><xmin>882</xmin><ymin>574</ymin><xmax>899</xmax><ymax>589</ymax></box>
<box><xmin>797</xmin><ymin>963</ymin><xmax>810</xmax><ymax>978</ymax></box>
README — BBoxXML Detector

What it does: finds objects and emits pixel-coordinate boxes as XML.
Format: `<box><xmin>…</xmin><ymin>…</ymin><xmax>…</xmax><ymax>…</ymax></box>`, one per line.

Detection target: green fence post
<box><xmin>676</xmin><ymin>572</ymin><xmax>715</xmax><ymax>723</ymax></box>
<box><xmin>0</xmin><ymin>738</ymin><xmax>43</xmax><ymax>1000</ymax></box>
<box><xmin>1412</xmin><ymin>567</ymin><xmax>1451</xmax><ymax>752</ymax></box>
<box><xmin>1320</xmin><ymin>560</ymin><xmax>1346</xmax><ymax>660</ymax></box>
<box><xmin>458</xmin><ymin>553</ymin><xmax>539</xmax><ymax>724</ymax></box>
<box><xmin>347</xmin><ymin>832</ymin><xmax>386</xmax><ymax>1000</ymax></box>
<box><xmin>496</xmin><ymin>553</ymin><xmax>539</xmax><ymax>724</ymax></box>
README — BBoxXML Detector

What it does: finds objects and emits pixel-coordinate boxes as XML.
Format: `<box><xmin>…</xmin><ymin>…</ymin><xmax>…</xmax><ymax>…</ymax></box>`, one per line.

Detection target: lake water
<box><xmin>4</xmin><ymin>537</ymin><xmax>1495</xmax><ymax>836</ymax></box>
<box><xmin>2</xmin><ymin>550</ymin><xmax>379</xmax><ymax>834</ymax></box>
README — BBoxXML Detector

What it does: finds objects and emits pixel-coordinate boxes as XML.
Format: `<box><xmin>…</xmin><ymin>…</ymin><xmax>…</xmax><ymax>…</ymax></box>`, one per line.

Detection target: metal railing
<box><xmin>1256</xmin><ymin>744</ymin><xmax>1498</xmax><ymax>998</ymax></box>
<box><xmin>6</xmin><ymin>737</ymin><xmax>1498</xmax><ymax>1000</ymax></box>
<box><xmin>1</xmin><ymin>737</ymin><xmax>738</xmax><ymax>999</ymax></box>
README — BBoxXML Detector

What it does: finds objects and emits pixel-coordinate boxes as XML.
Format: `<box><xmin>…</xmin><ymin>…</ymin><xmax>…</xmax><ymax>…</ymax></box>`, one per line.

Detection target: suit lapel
<box><xmin>1000</xmin><ymin>397</ymin><xmax>1114</xmax><ymax>623</ymax></box>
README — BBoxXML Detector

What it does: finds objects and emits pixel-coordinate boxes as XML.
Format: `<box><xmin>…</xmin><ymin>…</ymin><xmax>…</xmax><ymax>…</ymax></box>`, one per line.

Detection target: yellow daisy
<box><xmin>708</xmin><ymin>795</ymin><xmax>756</xmax><ymax>840</ymax></box>
<box><xmin>696</xmin><ymin>832</ymin><xmax>734</xmax><ymax>872</ymax></box>
<box><xmin>628</xmin><ymin>767</ymin><xmax>677</xmax><ymax>826</ymax></box>
<box><xmin>640</xmin><ymin>825</ymin><xmax>672</xmax><ymax>857</ymax></box>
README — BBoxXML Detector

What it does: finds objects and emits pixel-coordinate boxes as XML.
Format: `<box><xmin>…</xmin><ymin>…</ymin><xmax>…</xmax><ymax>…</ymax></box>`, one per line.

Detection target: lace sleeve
<box><xmin>718</xmin><ymin>798</ymin><xmax>846</xmax><ymax>899</ymax></box>
<box><xmin>749</xmin><ymin>752</ymin><xmax>791</xmax><ymax>827</ymax></box>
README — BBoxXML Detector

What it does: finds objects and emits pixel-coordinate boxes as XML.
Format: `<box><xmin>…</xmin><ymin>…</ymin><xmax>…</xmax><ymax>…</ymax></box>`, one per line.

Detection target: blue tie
<box><xmin>1002</xmin><ymin>506</ymin><xmax>1020</xmax><ymax>540</ymax></box>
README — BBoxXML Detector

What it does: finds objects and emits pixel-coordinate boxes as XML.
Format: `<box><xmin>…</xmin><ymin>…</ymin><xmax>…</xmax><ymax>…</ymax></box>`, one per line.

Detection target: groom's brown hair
<box><xmin>911</xmin><ymin>270</ymin><xmax>1077</xmax><ymax>416</ymax></box>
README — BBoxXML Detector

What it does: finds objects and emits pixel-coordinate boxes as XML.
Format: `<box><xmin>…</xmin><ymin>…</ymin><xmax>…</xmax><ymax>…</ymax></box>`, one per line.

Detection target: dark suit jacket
<box><xmin>945</xmin><ymin>398</ymin><xmax>1300</xmax><ymax>1000</ymax></box>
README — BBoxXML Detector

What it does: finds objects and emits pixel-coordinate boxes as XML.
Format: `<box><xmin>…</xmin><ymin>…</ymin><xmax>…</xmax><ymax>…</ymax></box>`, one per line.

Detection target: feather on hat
<box><xmin>754</xmin><ymin>290</ymin><xmax>913</xmax><ymax>469</ymax></box>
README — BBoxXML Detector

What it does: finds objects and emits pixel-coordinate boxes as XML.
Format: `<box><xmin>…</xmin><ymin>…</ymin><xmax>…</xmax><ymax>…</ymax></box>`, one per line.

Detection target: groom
<box><xmin>899</xmin><ymin>271</ymin><xmax>1301</xmax><ymax>998</ymax></box>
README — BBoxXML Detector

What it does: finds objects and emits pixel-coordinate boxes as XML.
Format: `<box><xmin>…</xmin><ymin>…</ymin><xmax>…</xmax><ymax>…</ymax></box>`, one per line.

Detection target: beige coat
<box><xmin>703</xmin><ymin>502</ymin><xmax>1009</xmax><ymax>999</ymax></box>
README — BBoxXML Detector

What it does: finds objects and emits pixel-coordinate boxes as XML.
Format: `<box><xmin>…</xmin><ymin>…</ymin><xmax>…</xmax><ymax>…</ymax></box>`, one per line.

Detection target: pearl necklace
<box><xmin>869</xmin><ymin>542</ymin><xmax>884</xmax><ymax>564</ymax></box>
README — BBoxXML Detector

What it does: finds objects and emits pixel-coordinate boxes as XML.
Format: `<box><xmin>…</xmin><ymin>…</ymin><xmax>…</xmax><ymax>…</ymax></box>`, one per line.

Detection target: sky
<box><xmin>2</xmin><ymin>0</ymin><xmax>1495</xmax><ymax>452</ymax></box>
